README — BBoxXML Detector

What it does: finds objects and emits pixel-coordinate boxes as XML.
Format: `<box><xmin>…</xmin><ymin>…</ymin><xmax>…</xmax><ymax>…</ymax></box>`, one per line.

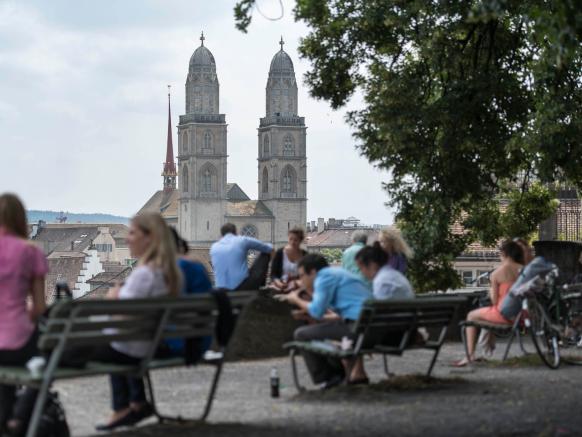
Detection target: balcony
<box><xmin>179</xmin><ymin>113</ymin><xmax>226</xmax><ymax>124</ymax></box>
<box><xmin>260</xmin><ymin>114</ymin><xmax>305</xmax><ymax>127</ymax></box>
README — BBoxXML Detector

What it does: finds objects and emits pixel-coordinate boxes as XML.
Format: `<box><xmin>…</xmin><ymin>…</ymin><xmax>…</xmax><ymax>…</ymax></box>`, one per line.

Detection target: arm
<box><xmin>489</xmin><ymin>270</ymin><xmax>501</xmax><ymax>305</ymax></box>
<box><xmin>242</xmin><ymin>236</ymin><xmax>273</xmax><ymax>254</ymax></box>
<box><xmin>28</xmin><ymin>276</ymin><xmax>46</xmax><ymax>321</ymax></box>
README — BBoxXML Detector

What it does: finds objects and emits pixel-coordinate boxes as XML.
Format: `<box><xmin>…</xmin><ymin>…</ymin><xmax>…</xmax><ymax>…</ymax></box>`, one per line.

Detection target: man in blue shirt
<box><xmin>210</xmin><ymin>223</ymin><xmax>273</xmax><ymax>290</ymax></box>
<box><xmin>280</xmin><ymin>254</ymin><xmax>371</xmax><ymax>388</ymax></box>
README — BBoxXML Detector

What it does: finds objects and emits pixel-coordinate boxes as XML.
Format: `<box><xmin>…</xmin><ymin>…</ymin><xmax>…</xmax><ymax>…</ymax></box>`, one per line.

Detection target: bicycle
<box><xmin>522</xmin><ymin>268</ymin><xmax>582</xmax><ymax>369</ymax></box>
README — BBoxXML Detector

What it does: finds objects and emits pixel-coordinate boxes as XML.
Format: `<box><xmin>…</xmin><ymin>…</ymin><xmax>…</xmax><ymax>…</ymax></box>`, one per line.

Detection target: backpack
<box><xmin>12</xmin><ymin>390</ymin><xmax>70</xmax><ymax>437</ymax></box>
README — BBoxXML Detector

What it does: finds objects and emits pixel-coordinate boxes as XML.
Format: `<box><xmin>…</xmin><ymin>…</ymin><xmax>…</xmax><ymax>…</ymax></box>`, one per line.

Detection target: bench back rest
<box><xmin>353</xmin><ymin>297</ymin><xmax>466</xmax><ymax>349</ymax></box>
<box><xmin>39</xmin><ymin>291</ymin><xmax>256</xmax><ymax>353</ymax></box>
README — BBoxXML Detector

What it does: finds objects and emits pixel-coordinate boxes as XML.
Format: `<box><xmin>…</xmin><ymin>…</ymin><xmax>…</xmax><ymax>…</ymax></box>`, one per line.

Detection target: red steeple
<box><xmin>162</xmin><ymin>86</ymin><xmax>177</xmax><ymax>191</ymax></box>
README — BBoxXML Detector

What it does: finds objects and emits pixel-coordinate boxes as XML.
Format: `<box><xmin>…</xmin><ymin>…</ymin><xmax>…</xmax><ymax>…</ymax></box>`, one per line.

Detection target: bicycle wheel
<box><xmin>528</xmin><ymin>298</ymin><xmax>561</xmax><ymax>369</ymax></box>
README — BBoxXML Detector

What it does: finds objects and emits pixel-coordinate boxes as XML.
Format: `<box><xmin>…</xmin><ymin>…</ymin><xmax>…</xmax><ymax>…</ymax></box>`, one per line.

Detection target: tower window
<box><xmin>241</xmin><ymin>224</ymin><xmax>258</xmax><ymax>239</ymax></box>
<box><xmin>202</xmin><ymin>168</ymin><xmax>212</xmax><ymax>192</ymax></box>
<box><xmin>182</xmin><ymin>131</ymin><xmax>189</xmax><ymax>153</ymax></box>
<box><xmin>263</xmin><ymin>135</ymin><xmax>270</xmax><ymax>156</ymax></box>
<box><xmin>203</xmin><ymin>130</ymin><xmax>213</xmax><ymax>152</ymax></box>
<box><xmin>281</xmin><ymin>165</ymin><xmax>296</xmax><ymax>193</ymax></box>
<box><xmin>199</xmin><ymin>163</ymin><xmax>217</xmax><ymax>195</ymax></box>
<box><xmin>262</xmin><ymin>167</ymin><xmax>269</xmax><ymax>193</ymax></box>
<box><xmin>283</xmin><ymin>134</ymin><xmax>295</xmax><ymax>156</ymax></box>
<box><xmin>182</xmin><ymin>165</ymin><xmax>189</xmax><ymax>192</ymax></box>
<box><xmin>207</xmin><ymin>221</ymin><xmax>210</xmax><ymax>230</ymax></box>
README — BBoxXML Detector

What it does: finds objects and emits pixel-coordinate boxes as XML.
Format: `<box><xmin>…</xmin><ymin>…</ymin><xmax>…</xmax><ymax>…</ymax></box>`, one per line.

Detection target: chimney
<box><xmin>317</xmin><ymin>218</ymin><xmax>325</xmax><ymax>233</ymax></box>
<box><xmin>311</xmin><ymin>221</ymin><xmax>315</xmax><ymax>232</ymax></box>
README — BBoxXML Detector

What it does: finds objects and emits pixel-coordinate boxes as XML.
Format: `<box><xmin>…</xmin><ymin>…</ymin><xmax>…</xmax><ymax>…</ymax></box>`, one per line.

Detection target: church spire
<box><xmin>162</xmin><ymin>85</ymin><xmax>177</xmax><ymax>192</ymax></box>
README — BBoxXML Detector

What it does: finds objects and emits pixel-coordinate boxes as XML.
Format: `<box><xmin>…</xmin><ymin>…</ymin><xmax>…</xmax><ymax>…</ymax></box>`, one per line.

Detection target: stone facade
<box><xmin>175</xmin><ymin>36</ymin><xmax>307</xmax><ymax>246</ymax></box>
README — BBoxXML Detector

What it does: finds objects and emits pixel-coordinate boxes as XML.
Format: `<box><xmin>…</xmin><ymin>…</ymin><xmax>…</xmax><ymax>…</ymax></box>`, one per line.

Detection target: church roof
<box><xmin>226</xmin><ymin>200</ymin><xmax>274</xmax><ymax>218</ymax></box>
<box><xmin>226</xmin><ymin>183</ymin><xmax>250</xmax><ymax>201</ymax></box>
<box><xmin>189</xmin><ymin>45</ymin><xmax>216</xmax><ymax>70</ymax></box>
<box><xmin>137</xmin><ymin>190</ymin><xmax>179</xmax><ymax>219</ymax></box>
<box><xmin>269</xmin><ymin>49</ymin><xmax>294</xmax><ymax>75</ymax></box>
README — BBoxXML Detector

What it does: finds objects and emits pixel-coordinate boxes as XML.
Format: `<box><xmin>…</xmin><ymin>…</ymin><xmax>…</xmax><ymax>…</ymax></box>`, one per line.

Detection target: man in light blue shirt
<box><xmin>210</xmin><ymin>223</ymin><xmax>273</xmax><ymax>290</ymax></box>
<box><xmin>280</xmin><ymin>254</ymin><xmax>371</xmax><ymax>388</ymax></box>
<box><xmin>342</xmin><ymin>231</ymin><xmax>369</xmax><ymax>284</ymax></box>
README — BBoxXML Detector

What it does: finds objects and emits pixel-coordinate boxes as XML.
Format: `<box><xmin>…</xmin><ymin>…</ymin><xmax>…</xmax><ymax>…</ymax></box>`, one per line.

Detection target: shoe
<box><xmin>319</xmin><ymin>374</ymin><xmax>344</xmax><ymax>390</ymax></box>
<box><xmin>451</xmin><ymin>358</ymin><xmax>473</xmax><ymax>368</ymax></box>
<box><xmin>95</xmin><ymin>410</ymin><xmax>137</xmax><ymax>432</ymax></box>
<box><xmin>128</xmin><ymin>403</ymin><xmax>154</xmax><ymax>425</ymax></box>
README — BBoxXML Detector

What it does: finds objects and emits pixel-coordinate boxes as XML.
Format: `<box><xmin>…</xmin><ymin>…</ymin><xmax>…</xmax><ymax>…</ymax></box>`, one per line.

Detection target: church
<box><xmin>139</xmin><ymin>34</ymin><xmax>307</xmax><ymax>247</ymax></box>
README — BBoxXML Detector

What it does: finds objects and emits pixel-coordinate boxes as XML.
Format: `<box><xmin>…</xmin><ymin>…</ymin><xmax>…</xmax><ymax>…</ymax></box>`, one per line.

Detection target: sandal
<box><xmin>451</xmin><ymin>358</ymin><xmax>473</xmax><ymax>368</ymax></box>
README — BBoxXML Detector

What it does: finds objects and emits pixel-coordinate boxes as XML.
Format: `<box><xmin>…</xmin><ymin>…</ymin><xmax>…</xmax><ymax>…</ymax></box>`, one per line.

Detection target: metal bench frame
<box><xmin>0</xmin><ymin>292</ymin><xmax>255</xmax><ymax>437</ymax></box>
<box><xmin>284</xmin><ymin>297</ymin><xmax>466</xmax><ymax>392</ymax></box>
<box><xmin>459</xmin><ymin>311</ymin><xmax>529</xmax><ymax>362</ymax></box>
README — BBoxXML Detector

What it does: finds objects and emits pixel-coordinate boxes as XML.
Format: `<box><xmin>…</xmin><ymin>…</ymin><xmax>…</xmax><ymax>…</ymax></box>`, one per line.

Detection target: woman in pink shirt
<box><xmin>0</xmin><ymin>194</ymin><xmax>48</xmax><ymax>434</ymax></box>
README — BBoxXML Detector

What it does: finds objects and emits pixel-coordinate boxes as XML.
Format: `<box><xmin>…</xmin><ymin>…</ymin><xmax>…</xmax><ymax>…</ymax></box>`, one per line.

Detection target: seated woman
<box><xmin>0</xmin><ymin>194</ymin><xmax>48</xmax><ymax>435</ymax></box>
<box><xmin>355</xmin><ymin>243</ymin><xmax>415</xmax><ymax>300</ymax></box>
<box><xmin>378</xmin><ymin>227</ymin><xmax>413</xmax><ymax>275</ymax></box>
<box><xmin>270</xmin><ymin>227</ymin><xmax>307</xmax><ymax>293</ymax></box>
<box><xmin>454</xmin><ymin>240</ymin><xmax>524</xmax><ymax>367</ymax></box>
<box><xmin>92</xmin><ymin>213</ymin><xmax>181</xmax><ymax>431</ymax></box>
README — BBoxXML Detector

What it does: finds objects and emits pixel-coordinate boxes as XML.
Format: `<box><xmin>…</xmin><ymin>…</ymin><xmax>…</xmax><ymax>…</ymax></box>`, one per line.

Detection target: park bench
<box><xmin>284</xmin><ymin>297</ymin><xmax>466</xmax><ymax>392</ymax></box>
<box><xmin>459</xmin><ymin>313</ymin><xmax>529</xmax><ymax>362</ymax></box>
<box><xmin>0</xmin><ymin>291</ymin><xmax>255</xmax><ymax>437</ymax></box>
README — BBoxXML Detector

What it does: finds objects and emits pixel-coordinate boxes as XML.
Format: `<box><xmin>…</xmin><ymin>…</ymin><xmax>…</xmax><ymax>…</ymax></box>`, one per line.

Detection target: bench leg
<box><xmin>290</xmin><ymin>349</ymin><xmax>306</xmax><ymax>393</ymax></box>
<box><xmin>200</xmin><ymin>359</ymin><xmax>223</xmax><ymax>422</ymax></box>
<box><xmin>502</xmin><ymin>314</ymin><xmax>522</xmax><ymax>361</ymax></box>
<box><xmin>25</xmin><ymin>382</ymin><xmax>50</xmax><ymax>437</ymax></box>
<box><xmin>426</xmin><ymin>347</ymin><xmax>441</xmax><ymax>377</ymax></box>
<box><xmin>144</xmin><ymin>372</ymin><xmax>183</xmax><ymax>425</ymax></box>
<box><xmin>460</xmin><ymin>324</ymin><xmax>471</xmax><ymax>362</ymax></box>
<box><xmin>382</xmin><ymin>354</ymin><xmax>391</xmax><ymax>378</ymax></box>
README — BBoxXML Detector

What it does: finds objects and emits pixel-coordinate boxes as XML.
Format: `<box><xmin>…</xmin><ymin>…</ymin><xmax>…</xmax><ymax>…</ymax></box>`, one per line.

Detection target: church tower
<box><xmin>258</xmin><ymin>38</ymin><xmax>307</xmax><ymax>244</ymax></box>
<box><xmin>178</xmin><ymin>33</ymin><xmax>228</xmax><ymax>245</ymax></box>
<box><xmin>162</xmin><ymin>87</ymin><xmax>177</xmax><ymax>192</ymax></box>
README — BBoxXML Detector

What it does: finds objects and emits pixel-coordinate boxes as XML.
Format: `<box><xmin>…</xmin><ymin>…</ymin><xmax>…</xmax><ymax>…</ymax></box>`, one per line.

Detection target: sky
<box><xmin>0</xmin><ymin>0</ymin><xmax>394</xmax><ymax>225</ymax></box>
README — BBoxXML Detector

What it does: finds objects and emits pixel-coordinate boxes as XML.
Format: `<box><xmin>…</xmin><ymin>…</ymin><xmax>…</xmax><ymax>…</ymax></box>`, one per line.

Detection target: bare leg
<box><xmin>345</xmin><ymin>357</ymin><xmax>368</xmax><ymax>382</ymax></box>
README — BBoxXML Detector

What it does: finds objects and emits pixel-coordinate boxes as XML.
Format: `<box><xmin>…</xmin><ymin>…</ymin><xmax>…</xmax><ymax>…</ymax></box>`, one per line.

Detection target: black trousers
<box><xmin>0</xmin><ymin>332</ymin><xmax>39</xmax><ymax>428</ymax></box>
<box><xmin>236</xmin><ymin>252</ymin><xmax>271</xmax><ymax>291</ymax></box>
<box><xmin>293</xmin><ymin>321</ymin><xmax>354</xmax><ymax>384</ymax></box>
<box><xmin>89</xmin><ymin>346</ymin><xmax>145</xmax><ymax>412</ymax></box>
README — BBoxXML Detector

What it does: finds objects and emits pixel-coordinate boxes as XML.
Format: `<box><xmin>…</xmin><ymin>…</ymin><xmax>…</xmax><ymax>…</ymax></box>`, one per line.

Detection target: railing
<box><xmin>180</xmin><ymin>113</ymin><xmax>225</xmax><ymax>124</ymax></box>
<box><xmin>260</xmin><ymin>114</ymin><xmax>305</xmax><ymax>127</ymax></box>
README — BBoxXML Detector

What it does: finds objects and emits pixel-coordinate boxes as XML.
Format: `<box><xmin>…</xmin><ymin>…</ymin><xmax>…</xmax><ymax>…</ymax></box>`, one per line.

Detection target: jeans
<box><xmin>236</xmin><ymin>253</ymin><xmax>271</xmax><ymax>291</ymax></box>
<box><xmin>0</xmin><ymin>332</ymin><xmax>39</xmax><ymax>428</ymax></box>
<box><xmin>293</xmin><ymin>321</ymin><xmax>354</xmax><ymax>384</ymax></box>
<box><xmin>90</xmin><ymin>345</ymin><xmax>145</xmax><ymax>412</ymax></box>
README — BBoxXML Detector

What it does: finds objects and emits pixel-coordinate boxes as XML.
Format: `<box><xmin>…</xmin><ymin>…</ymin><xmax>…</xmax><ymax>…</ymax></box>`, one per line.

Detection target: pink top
<box><xmin>0</xmin><ymin>231</ymin><xmax>48</xmax><ymax>350</ymax></box>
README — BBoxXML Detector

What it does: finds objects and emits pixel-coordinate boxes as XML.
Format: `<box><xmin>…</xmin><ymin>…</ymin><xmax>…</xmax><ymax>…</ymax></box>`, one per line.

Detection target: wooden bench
<box><xmin>0</xmin><ymin>292</ymin><xmax>255</xmax><ymax>437</ymax></box>
<box><xmin>284</xmin><ymin>297</ymin><xmax>466</xmax><ymax>392</ymax></box>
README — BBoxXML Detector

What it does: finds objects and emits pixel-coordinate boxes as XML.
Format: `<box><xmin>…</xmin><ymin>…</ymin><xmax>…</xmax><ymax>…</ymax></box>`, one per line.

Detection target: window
<box><xmin>262</xmin><ymin>167</ymin><xmax>269</xmax><ymax>193</ymax></box>
<box><xmin>182</xmin><ymin>165</ymin><xmax>189</xmax><ymax>192</ymax></box>
<box><xmin>283</xmin><ymin>134</ymin><xmax>295</xmax><ymax>156</ymax></box>
<box><xmin>281</xmin><ymin>165</ymin><xmax>296</xmax><ymax>195</ymax></box>
<box><xmin>95</xmin><ymin>243</ymin><xmax>113</xmax><ymax>252</ymax></box>
<box><xmin>461</xmin><ymin>271</ymin><xmax>474</xmax><ymax>285</ymax></box>
<box><xmin>477</xmin><ymin>270</ymin><xmax>490</xmax><ymax>286</ymax></box>
<box><xmin>202</xmin><ymin>168</ymin><xmax>212</xmax><ymax>192</ymax></box>
<box><xmin>203</xmin><ymin>131</ymin><xmax>213</xmax><ymax>152</ymax></box>
<box><xmin>263</xmin><ymin>136</ymin><xmax>270</xmax><ymax>156</ymax></box>
<box><xmin>241</xmin><ymin>224</ymin><xmax>258</xmax><ymax>239</ymax></box>
<box><xmin>207</xmin><ymin>221</ymin><xmax>210</xmax><ymax>230</ymax></box>
<box><xmin>182</xmin><ymin>131</ymin><xmax>189</xmax><ymax>153</ymax></box>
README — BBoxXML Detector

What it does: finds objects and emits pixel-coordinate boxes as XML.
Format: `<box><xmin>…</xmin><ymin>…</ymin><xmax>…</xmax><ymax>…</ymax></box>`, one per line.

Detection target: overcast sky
<box><xmin>0</xmin><ymin>0</ymin><xmax>394</xmax><ymax>225</ymax></box>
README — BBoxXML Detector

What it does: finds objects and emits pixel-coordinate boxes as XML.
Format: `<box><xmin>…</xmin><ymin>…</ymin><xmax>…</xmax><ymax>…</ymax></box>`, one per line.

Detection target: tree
<box><xmin>236</xmin><ymin>1</ymin><xmax>581</xmax><ymax>291</ymax></box>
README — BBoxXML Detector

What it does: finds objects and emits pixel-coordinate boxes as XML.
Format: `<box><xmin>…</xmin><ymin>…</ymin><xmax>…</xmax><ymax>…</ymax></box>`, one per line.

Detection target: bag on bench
<box><xmin>11</xmin><ymin>390</ymin><xmax>69</xmax><ymax>437</ymax></box>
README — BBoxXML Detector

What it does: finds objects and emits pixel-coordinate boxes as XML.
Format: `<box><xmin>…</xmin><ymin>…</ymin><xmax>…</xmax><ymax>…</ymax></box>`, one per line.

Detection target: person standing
<box><xmin>0</xmin><ymin>194</ymin><xmax>48</xmax><ymax>435</ymax></box>
<box><xmin>210</xmin><ymin>223</ymin><xmax>273</xmax><ymax>291</ymax></box>
<box><xmin>278</xmin><ymin>254</ymin><xmax>371</xmax><ymax>388</ymax></box>
<box><xmin>378</xmin><ymin>227</ymin><xmax>413</xmax><ymax>275</ymax></box>
<box><xmin>341</xmin><ymin>231</ymin><xmax>369</xmax><ymax>282</ymax></box>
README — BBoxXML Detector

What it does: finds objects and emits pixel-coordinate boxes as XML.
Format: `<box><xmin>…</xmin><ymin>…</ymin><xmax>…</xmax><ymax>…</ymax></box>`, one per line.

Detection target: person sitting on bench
<box><xmin>454</xmin><ymin>240</ymin><xmax>524</xmax><ymax>367</ymax></box>
<box><xmin>92</xmin><ymin>213</ymin><xmax>182</xmax><ymax>431</ymax></box>
<box><xmin>210</xmin><ymin>223</ymin><xmax>273</xmax><ymax>291</ymax></box>
<box><xmin>355</xmin><ymin>243</ymin><xmax>414</xmax><ymax>300</ymax></box>
<box><xmin>0</xmin><ymin>194</ymin><xmax>48</xmax><ymax>436</ymax></box>
<box><xmin>278</xmin><ymin>254</ymin><xmax>372</xmax><ymax>389</ymax></box>
<box><xmin>270</xmin><ymin>227</ymin><xmax>307</xmax><ymax>293</ymax></box>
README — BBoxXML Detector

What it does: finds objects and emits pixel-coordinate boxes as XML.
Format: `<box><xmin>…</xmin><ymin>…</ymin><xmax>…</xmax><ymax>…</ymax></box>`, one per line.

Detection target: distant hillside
<box><xmin>27</xmin><ymin>210</ymin><xmax>129</xmax><ymax>225</ymax></box>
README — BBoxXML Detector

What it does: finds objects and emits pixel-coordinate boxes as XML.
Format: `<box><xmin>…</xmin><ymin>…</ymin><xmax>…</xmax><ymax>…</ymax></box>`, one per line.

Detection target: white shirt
<box><xmin>111</xmin><ymin>265</ymin><xmax>169</xmax><ymax>358</ymax></box>
<box><xmin>373</xmin><ymin>265</ymin><xmax>414</xmax><ymax>300</ymax></box>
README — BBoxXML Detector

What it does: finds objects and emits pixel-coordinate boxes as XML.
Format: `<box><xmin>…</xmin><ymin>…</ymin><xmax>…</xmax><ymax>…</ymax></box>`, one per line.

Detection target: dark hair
<box><xmin>0</xmin><ymin>193</ymin><xmax>28</xmax><ymax>239</ymax></box>
<box><xmin>169</xmin><ymin>227</ymin><xmax>189</xmax><ymax>255</ymax></box>
<box><xmin>298</xmin><ymin>253</ymin><xmax>329</xmax><ymax>274</ymax></box>
<box><xmin>221</xmin><ymin>223</ymin><xmax>237</xmax><ymax>236</ymax></box>
<box><xmin>288</xmin><ymin>227</ymin><xmax>305</xmax><ymax>242</ymax></box>
<box><xmin>500</xmin><ymin>240</ymin><xmax>524</xmax><ymax>264</ymax></box>
<box><xmin>355</xmin><ymin>242</ymin><xmax>388</xmax><ymax>267</ymax></box>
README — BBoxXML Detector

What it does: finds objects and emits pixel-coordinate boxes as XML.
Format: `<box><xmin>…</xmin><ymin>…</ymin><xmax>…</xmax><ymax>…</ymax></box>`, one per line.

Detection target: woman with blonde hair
<box><xmin>93</xmin><ymin>212</ymin><xmax>181</xmax><ymax>431</ymax></box>
<box><xmin>0</xmin><ymin>194</ymin><xmax>48</xmax><ymax>435</ymax></box>
<box><xmin>378</xmin><ymin>227</ymin><xmax>413</xmax><ymax>274</ymax></box>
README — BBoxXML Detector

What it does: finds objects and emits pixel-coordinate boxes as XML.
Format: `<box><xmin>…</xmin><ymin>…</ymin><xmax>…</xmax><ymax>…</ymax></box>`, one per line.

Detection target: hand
<box><xmin>291</xmin><ymin>309</ymin><xmax>310</xmax><ymax>321</ymax></box>
<box><xmin>273</xmin><ymin>289</ymin><xmax>301</xmax><ymax>305</ymax></box>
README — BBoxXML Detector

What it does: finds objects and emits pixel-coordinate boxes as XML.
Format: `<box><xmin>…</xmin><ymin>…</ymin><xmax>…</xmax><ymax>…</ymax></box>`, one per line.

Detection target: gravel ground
<box><xmin>52</xmin><ymin>339</ymin><xmax>582</xmax><ymax>437</ymax></box>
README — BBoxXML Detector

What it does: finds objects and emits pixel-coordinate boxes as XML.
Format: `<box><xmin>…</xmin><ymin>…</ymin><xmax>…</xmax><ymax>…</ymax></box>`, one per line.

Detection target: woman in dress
<box><xmin>93</xmin><ymin>212</ymin><xmax>181</xmax><ymax>431</ymax></box>
<box><xmin>0</xmin><ymin>194</ymin><xmax>48</xmax><ymax>435</ymax></box>
<box><xmin>270</xmin><ymin>227</ymin><xmax>307</xmax><ymax>293</ymax></box>
<box><xmin>454</xmin><ymin>240</ymin><xmax>524</xmax><ymax>366</ymax></box>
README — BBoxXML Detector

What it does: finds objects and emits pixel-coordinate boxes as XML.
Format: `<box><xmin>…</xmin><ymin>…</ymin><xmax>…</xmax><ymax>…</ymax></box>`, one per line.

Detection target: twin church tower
<box><xmin>151</xmin><ymin>34</ymin><xmax>307</xmax><ymax>246</ymax></box>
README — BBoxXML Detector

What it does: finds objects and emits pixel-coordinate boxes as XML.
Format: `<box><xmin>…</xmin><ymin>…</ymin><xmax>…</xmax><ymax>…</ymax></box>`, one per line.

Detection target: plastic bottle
<box><xmin>270</xmin><ymin>367</ymin><xmax>280</xmax><ymax>398</ymax></box>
